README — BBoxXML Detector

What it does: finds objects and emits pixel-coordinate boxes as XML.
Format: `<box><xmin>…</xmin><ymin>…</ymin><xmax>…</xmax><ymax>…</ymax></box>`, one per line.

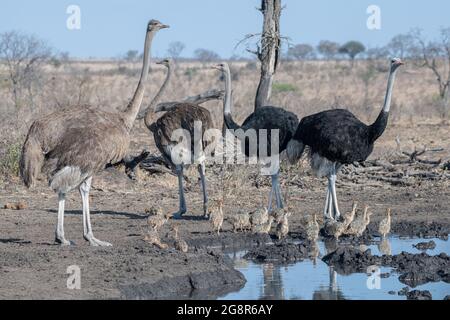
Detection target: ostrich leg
<box><xmin>198</xmin><ymin>162</ymin><xmax>208</xmax><ymax>218</ymax></box>
<box><xmin>273</xmin><ymin>171</ymin><xmax>284</xmax><ymax>209</ymax></box>
<box><xmin>173</xmin><ymin>165</ymin><xmax>187</xmax><ymax>219</ymax></box>
<box><xmin>55</xmin><ymin>193</ymin><xmax>71</xmax><ymax>245</ymax></box>
<box><xmin>80</xmin><ymin>177</ymin><xmax>112</xmax><ymax>246</ymax></box>
<box><xmin>323</xmin><ymin>183</ymin><xmax>332</xmax><ymax>218</ymax></box>
<box><xmin>329</xmin><ymin>164</ymin><xmax>341</xmax><ymax>220</ymax></box>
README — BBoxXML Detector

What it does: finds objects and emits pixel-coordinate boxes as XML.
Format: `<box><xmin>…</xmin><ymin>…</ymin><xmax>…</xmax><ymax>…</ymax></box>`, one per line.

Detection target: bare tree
<box><xmin>252</xmin><ymin>0</ymin><xmax>282</xmax><ymax>110</ymax></box>
<box><xmin>410</xmin><ymin>28</ymin><xmax>450</xmax><ymax>108</ymax></box>
<box><xmin>0</xmin><ymin>31</ymin><xmax>52</xmax><ymax>109</ymax></box>
<box><xmin>194</xmin><ymin>48</ymin><xmax>220</xmax><ymax>62</ymax></box>
<box><xmin>167</xmin><ymin>41</ymin><xmax>185</xmax><ymax>61</ymax></box>
<box><xmin>388</xmin><ymin>34</ymin><xmax>414</xmax><ymax>59</ymax></box>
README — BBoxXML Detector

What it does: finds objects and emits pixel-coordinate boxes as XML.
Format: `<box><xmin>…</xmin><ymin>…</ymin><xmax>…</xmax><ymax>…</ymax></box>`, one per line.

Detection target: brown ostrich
<box><xmin>143</xmin><ymin>67</ymin><xmax>215</xmax><ymax>218</ymax></box>
<box><xmin>19</xmin><ymin>20</ymin><xmax>168</xmax><ymax>246</ymax></box>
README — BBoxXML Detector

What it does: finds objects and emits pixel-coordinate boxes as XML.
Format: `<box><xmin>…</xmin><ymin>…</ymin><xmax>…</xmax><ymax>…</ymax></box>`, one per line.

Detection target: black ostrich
<box><xmin>213</xmin><ymin>62</ymin><xmax>299</xmax><ymax>211</ymax></box>
<box><xmin>286</xmin><ymin>58</ymin><xmax>404</xmax><ymax>220</ymax></box>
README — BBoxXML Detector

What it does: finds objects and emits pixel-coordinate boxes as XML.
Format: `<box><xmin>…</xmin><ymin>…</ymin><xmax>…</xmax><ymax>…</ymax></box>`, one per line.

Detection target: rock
<box><xmin>322</xmin><ymin>247</ymin><xmax>450</xmax><ymax>287</ymax></box>
<box><xmin>243</xmin><ymin>242</ymin><xmax>309</xmax><ymax>263</ymax></box>
<box><xmin>398</xmin><ymin>287</ymin><xmax>410</xmax><ymax>296</ymax></box>
<box><xmin>444</xmin><ymin>295</ymin><xmax>450</xmax><ymax>300</ymax></box>
<box><xmin>388</xmin><ymin>290</ymin><xmax>396</xmax><ymax>295</ymax></box>
<box><xmin>406</xmin><ymin>290</ymin><xmax>432</xmax><ymax>300</ymax></box>
<box><xmin>413</xmin><ymin>241</ymin><xmax>436</xmax><ymax>251</ymax></box>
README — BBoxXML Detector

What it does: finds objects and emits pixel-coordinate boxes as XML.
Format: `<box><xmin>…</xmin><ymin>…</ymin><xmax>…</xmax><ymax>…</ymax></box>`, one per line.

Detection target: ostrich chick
<box><xmin>306</xmin><ymin>213</ymin><xmax>320</xmax><ymax>241</ymax></box>
<box><xmin>378</xmin><ymin>208</ymin><xmax>391</xmax><ymax>238</ymax></box>
<box><xmin>251</xmin><ymin>207</ymin><xmax>269</xmax><ymax>226</ymax></box>
<box><xmin>272</xmin><ymin>207</ymin><xmax>287</xmax><ymax>224</ymax></box>
<box><xmin>143</xmin><ymin>230</ymin><xmax>168</xmax><ymax>249</ymax></box>
<box><xmin>343</xmin><ymin>202</ymin><xmax>358</xmax><ymax>228</ymax></box>
<box><xmin>230</xmin><ymin>212</ymin><xmax>251</xmax><ymax>233</ymax></box>
<box><xmin>252</xmin><ymin>216</ymin><xmax>275</xmax><ymax>234</ymax></box>
<box><xmin>172</xmin><ymin>225</ymin><xmax>188</xmax><ymax>253</ymax></box>
<box><xmin>147</xmin><ymin>211</ymin><xmax>171</xmax><ymax>232</ymax></box>
<box><xmin>145</xmin><ymin>205</ymin><xmax>163</xmax><ymax>216</ymax></box>
<box><xmin>323</xmin><ymin>218</ymin><xmax>347</xmax><ymax>240</ymax></box>
<box><xmin>276</xmin><ymin>212</ymin><xmax>291</xmax><ymax>240</ymax></box>
<box><xmin>345</xmin><ymin>206</ymin><xmax>370</xmax><ymax>237</ymax></box>
<box><xmin>208</xmin><ymin>199</ymin><xmax>224</xmax><ymax>235</ymax></box>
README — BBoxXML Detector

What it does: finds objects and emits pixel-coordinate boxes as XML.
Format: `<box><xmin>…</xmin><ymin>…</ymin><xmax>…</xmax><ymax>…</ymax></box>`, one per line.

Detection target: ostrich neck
<box><xmin>369</xmin><ymin>68</ymin><xmax>398</xmax><ymax>142</ymax></box>
<box><xmin>123</xmin><ymin>30</ymin><xmax>155</xmax><ymax>131</ymax></box>
<box><xmin>382</xmin><ymin>69</ymin><xmax>397</xmax><ymax>113</ymax></box>
<box><xmin>144</xmin><ymin>65</ymin><xmax>171</xmax><ymax>128</ymax></box>
<box><xmin>223</xmin><ymin>67</ymin><xmax>240</xmax><ymax>130</ymax></box>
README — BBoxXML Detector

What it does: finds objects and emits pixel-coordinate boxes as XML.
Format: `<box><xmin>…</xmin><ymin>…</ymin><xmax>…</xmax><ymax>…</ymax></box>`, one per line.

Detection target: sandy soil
<box><xmin>0</xmin><ymin>121</ymin><xmax>449</xmax><ymax>299</ymax></box>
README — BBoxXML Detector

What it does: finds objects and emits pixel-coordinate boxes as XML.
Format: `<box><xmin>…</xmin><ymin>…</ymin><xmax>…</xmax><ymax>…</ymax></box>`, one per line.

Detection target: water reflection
<box><xmin>378</xmin><ymin>238</ymin><xmax>392</xmax><ymax>256</ymax></box>
<box><xmin>312</xmin><ymin>267</ymin><xmax>346</xmax><ymax>300</ymax></box>
<box><xmin>221</xmin><ymin>236</ymin><xmax>449</xmax><ymax>300</ymax></box>
<box><xmin>260</xmin><ymin>263</ymin><xmax>285</xmax><ymax>299</ymax></box>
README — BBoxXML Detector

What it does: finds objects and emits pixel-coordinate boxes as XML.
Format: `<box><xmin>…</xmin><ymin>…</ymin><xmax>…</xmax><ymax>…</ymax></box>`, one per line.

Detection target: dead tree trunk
<box><xmin>254</xmin><ymin>0</ymin><xmax>281</xmax><ymax>110</ymax></box>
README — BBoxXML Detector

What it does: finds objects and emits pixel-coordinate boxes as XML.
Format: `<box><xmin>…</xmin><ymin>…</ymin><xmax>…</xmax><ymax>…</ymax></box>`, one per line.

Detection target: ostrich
<box><xmin>213</xmin><ymin>62</ymin><xmax>299</xmax><ymax>211</ymax></box>
<box><xmin>19</xmin><ymin>20</ymin><xmax>168</xmax><ymax>246</ymax></box>
<box><xmin>143</xmin><ymin>81</ymin><xmax>214</xmax><ymax>219</ymax></box>
<box><xmin>287</xmin><ymin>58</ymin><xmax>403</xmax><ymax>220</ymax></box>
<box><xmin>136</xmin><ymin>58</ymin><xmax>173</xmax><ymax>121</ymax></box>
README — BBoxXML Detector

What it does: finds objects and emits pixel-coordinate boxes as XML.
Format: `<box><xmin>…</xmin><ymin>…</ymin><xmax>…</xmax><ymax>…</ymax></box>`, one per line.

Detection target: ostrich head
<box><xmin>156</xmin><ymin>58</ymin><xmax>172</xmax><ymax>68</ymax></box>
<box><xmin>390</xmin><ymin>57</ymin><xmax>404</xmax><ymax>71</ymax></box>
<box><xmin>147</xmin><ymin>19</ymin><xmax>170</xmax><ymax>31</ymax></box>
<box><xmin>211</xmin><ymin>62</ymin><xmax>230</xmax><ymax>73</ymax></box>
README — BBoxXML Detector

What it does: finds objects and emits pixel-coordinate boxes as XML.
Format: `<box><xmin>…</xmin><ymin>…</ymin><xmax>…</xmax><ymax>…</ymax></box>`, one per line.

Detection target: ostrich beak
<box><xmin>211</xmin><ymin>64</ymin><xmax>221</xmax><ymax>71</ymax></box>
<box><xmin>396</xmin><ymin>59</ymin><xmax>404</xmax><ymax>66</ymax></box>
<box><xmin>160</xmin><ymin>24</ymin><xmax>170</xmax><ymax>29</ymax></box>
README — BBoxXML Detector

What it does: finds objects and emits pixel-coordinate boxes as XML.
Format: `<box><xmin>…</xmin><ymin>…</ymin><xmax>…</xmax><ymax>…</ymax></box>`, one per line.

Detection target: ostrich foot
<box><xmin>172</xmin><ymin>210</ymin><xmax>187</xmax><ymax>220</ymax></box>
<box><xmin>55</xmin><ymin>236</ymin><xmax>74</xmax><ymax>246</ymax></box>
<box><xmin>84</xmin><ymin>233</ymin><xmax>112</xmax><ymax>246</ymax></box>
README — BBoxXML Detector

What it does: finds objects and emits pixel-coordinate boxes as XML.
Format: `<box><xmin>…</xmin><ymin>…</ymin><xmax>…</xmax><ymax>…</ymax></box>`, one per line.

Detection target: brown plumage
<box><xmin>344</xmin><ymin>205</ymin><xmax>371</xmax><ymax>237</ymax></box>
<box><xmin>250</xmin><ymin>207</ymin><xmax>269</xmax><ymax>226</ymax></box>
<box><xmin>19</xmin><ymin>20</ymin><xmax>168</xmax><ymax>246</ymax></box>
<box><xmin>276</xmin><ymin>212</ymin><xmax>291</xmax><ymax>239</ymax></box>
<box><xmin>208</xmin><ymin>199</ymin><xmax>224</xmax><ymax>235</ymax></box>
<box><xmin>172</xmin><ymin>225</ymin><xmax>188</xmax><ymax>253</ymax></box>
<box><xmin>147</xmin><ymin>211</ymin><xmax>171</xmax><ymax>231</ymax></box>
<box><xmin>378</xmin><ymin>208</ymin><xmax>391</xmax><ymax>238</ymax></box>
<box><xmin>144</xmin><ymin>230</ymin><xmax>168</xmax><ymax>249</ymax></box>
<box><xmin>306</xmin><ymin>213</ymin><xmax>320</xmax><ymax>241</ymax></box>
<box><xmin>252</xmin><ymin>216</ymin><xmax>274</xmax><ymax>234</ymax></box>
<box><xmin>230</xmin><ymin>212</ymin><xmax>251</xmax><ymax>233</ymax></box>
<box><xmin>145</xmin><ymin>101</ymin><xmax>214</xmax><ymax>218</ymax></box>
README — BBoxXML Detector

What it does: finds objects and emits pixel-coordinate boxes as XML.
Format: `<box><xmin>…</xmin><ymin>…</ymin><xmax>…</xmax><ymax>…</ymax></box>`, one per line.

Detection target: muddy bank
<box><xmin>0</xmin><ymin>240</ymin><xmax>245</xmax><ymax>299</ymax></box>
<box><xmin>243</xmin><ymin>242</ymin><xmax>310</xmax><ymax>263</ymax></box>
<box><xmin>322</xmin><ymin>247</ymin><xmax>450</xmax><ymax>288</ymax></box>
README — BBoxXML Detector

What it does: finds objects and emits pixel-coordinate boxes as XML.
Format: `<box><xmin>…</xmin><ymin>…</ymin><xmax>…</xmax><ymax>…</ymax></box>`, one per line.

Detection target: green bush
<box><xmin>0</xmin><ymin>142</ymin><xmax>22</xmax><ymax>178</ymax></box>
<box><xmin>272</xmin><ymin>82</ymin><xmax>297</xmax><ymax>93</ymax></box>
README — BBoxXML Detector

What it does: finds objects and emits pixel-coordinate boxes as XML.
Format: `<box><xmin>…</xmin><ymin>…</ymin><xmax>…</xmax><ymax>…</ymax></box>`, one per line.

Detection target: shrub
<box><xmin>0</xmin><ymin>141</ymin><xmax>22</xmax><ymax>178</ymax></box>
<box><xmin>272</xmin><ymin>82</ymin><xmax>297</xmax><ymax>93</ymax></box>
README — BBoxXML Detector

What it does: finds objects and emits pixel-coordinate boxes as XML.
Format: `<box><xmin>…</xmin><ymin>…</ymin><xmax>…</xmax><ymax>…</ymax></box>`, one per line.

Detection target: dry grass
<box><xmin>0</xmin><ymin>59</ymin><xmax>448</xmax><ymax>183</ymax></box>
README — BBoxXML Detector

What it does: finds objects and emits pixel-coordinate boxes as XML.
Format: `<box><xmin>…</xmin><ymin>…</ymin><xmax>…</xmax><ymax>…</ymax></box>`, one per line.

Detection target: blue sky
<box><xmin>0</xmin><ymin>0</ymin><xmax>449</xmax><ymax>58</ymax></box>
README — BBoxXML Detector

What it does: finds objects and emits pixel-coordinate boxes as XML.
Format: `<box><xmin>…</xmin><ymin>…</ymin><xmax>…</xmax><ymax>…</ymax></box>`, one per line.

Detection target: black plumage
<box><xmin>225</xmin><ymin>105</ymin><xmax>299</xmax><ymax>158</ymax></box>
<box><xmin>292</xmin><ymin>109</ymin><xmax>389</xmax><ymax>164</ymax></box>
<box><xmin>287</xmin><ymin>58</ymin><xmax>403</xmax><ymax>220</ymax></box>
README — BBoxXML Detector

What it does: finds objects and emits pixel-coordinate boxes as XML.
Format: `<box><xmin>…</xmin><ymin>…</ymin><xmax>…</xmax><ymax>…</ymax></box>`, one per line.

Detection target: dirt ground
<box><xmin>0</xmin><ymin>120</ymin><xmax>449</xmax><ymax>299</ymax></box>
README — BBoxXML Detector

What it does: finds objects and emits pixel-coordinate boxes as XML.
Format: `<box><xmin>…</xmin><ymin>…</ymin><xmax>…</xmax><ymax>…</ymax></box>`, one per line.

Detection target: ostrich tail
<box><xmin>19</xmin><ymin>135</ymin><xmax>43</xmax><ymax>188</ymax></box>
<box><xmin>286</xmin><ymin>139</ymin><xmax>305</xmax><ymax>164</ymax></box>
